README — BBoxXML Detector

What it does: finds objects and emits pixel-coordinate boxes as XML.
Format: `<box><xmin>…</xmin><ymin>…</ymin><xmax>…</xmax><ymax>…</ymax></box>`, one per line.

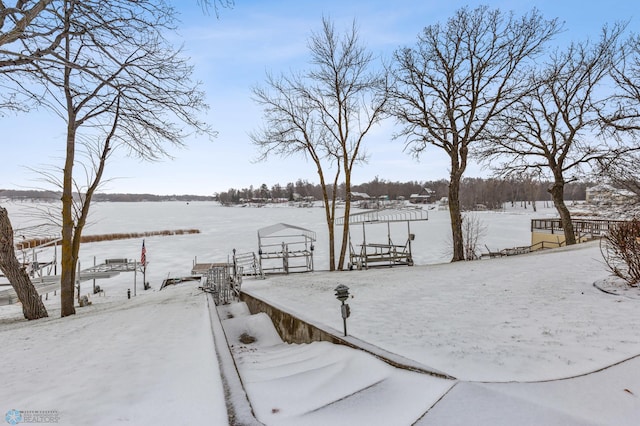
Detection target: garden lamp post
<box><xmin>334</xmin><ymin>284</ymin><xmax>351</xmax><ymax>336</ymax></box>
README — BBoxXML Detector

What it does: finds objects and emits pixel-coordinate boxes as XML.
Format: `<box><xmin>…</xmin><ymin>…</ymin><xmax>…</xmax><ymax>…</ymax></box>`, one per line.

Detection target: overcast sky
<box><xmin>1</xmin><ymin>0</ymin><xmax>635</xmax><ymax>196</ymax></box>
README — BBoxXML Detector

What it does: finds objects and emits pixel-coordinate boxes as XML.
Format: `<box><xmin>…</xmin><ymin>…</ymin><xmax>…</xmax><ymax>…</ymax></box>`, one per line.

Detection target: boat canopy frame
<box><xmin>336</xmin><ymin>208</ymin><xmax>429</xmax><ymax>270</ymax></box>
<box><xmin>258</xmin><ymin>223</ymin><xmax>316</xmax><ymax>274</ymax></box>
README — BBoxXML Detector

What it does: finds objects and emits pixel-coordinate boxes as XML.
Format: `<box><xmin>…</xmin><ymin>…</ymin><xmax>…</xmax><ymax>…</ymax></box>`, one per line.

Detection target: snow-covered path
<box><xmin>417</xmin><ymin>356</ymin><xmax>640</xmax><ymax>425</ymax></box>
<box><xmin>0</xmin><ymin>285</ymin><xmax>227</xmax><ymax>426</ymax></box>
<box><xmin>219</xmin><ymin>303</ymin><xmax>453</xmax><ymax>425</ymax></box>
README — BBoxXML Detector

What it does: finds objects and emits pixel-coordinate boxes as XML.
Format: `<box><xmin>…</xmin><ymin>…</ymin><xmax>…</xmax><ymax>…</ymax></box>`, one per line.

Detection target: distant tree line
<box><xmin>2</xmin><ymin>178</ymin><xmax>591</xmax><ymax>209</ymax></box>
<box><xmin>0</xmin><ymin>190</ymin><xmax>215</xmax><ymax>202</ymax></box>
<box><xmin>215</xmin><ymin>176</ymin><xmax>591</xmax><ymax>210</ymax></box>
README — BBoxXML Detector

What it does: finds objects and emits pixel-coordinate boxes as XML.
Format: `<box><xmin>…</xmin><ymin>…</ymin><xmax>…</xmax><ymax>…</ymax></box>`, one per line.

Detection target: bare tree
<box><xmin>0</xmin><ymin>0</ymin><xmax>61</xmax><ymax>319</ymax></box>
<box><xmin>603</xmin><ymin>34</ymin><xmax>640</xmax><ymax>133</ymax></box>
<box><xmin>600</xmin><ymin>218</ymin><xmax>640</xmax><ymax>287</ymax></box>
<box><xmin>0</xmin><ymin>0</ymin><xmax>232</xmax><ymax>63</ymax></box>
<box><xmin>0</xmin><ymin>207</ymin><xmax>48</xmax><ymax>319</ymax></box>
<box><xmin>388</xmin><ymin>6</ymin><xmax>561</xmax><ymax>261</ymax></box>
<box><xmin>0</xmin><ymin>0</ymin><xmax>228</xmax><ymax>318</ymax></box>
<box><xmin>481</xmin><ymin>24</ymin><xmax>626</xmax><ymax>245</ymax></box>
<box><xmin>7</xmin><ymin>0</ymin><xmax>211</xmax><ymax>317</ymax></box>
<box><xmin>596</xmin><ymin>153</ymin><xmax>640</xmax><ymax>202</ymax></box>
<box><xmin>0</xmin><ymin>1</ymin><xmax>60</xmax><ymax>67</ymax></box>
<box><xmin>462</xmin><ymin>212</ymin><xmax>486</xmax><ymax>260</ymax></box>
<box><xmin>198</xmin><ymin>0</ymin><xmax>234</xmax><ymax>17</ymax></box>
<box><xmin>596</xmin><ymin>34</ymin><xmax>640</xmax><ymax>193</ymax></box>
<box><xmin>251</xmin><ymin>18</ymin><xmax>387</xmax><ymax>271</ymax></box>
<box><xmin>252</xmin><ymin>70</ymin><xmax>343</xmax><ymax>271</ymax></box>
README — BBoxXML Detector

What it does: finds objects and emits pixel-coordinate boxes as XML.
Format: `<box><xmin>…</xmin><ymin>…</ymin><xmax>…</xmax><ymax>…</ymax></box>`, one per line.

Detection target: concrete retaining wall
<box><xmin>240</xmin><ymin>291</ymin><xmax>343</xmax><ymax>345</ymax></box>
<box><xmin>239</xmin><ymin>291</ymin><xmax>455</xmax><ymax>380</ymax></box>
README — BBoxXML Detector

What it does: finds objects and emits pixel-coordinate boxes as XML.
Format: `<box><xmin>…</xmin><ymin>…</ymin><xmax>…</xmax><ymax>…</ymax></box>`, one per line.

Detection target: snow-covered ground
<box><xmin>244</xmin><ymin>241</ymin><xmax>638</xmax><ymax>382</ymax></box>
<box><xmin>240</xmin><ymin>241</ymin><xmax>640</xmax><ymax>424</ymax></box>
<box><xmin>1</xmin><ymin>201</ymin><xmax>639</xmax><ymax>425</ymax></box>
<box><xmin>0</xmin><ymin>282</ymin><xmax>227</xmax><ymax>425</ymax></box>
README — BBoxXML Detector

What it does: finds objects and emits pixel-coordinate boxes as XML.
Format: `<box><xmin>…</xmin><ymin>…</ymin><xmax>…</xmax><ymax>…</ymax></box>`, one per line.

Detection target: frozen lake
<box><xmin>3</xmin><ymin>200</ymin><xmax>560</xmax><ymax>289</ymax></box>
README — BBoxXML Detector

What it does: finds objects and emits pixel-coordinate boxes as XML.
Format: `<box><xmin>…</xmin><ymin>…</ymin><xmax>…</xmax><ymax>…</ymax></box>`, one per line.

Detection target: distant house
<box><xmin>585</xmin><ymin>184</ymin><xmax>635</xmax><ymax>205</ymax></box>
<box><xmin>409</xmin><ymin>187</ymin><xmax>435</xmax><ymax>204</ymax></box>
<box><xmin>350</xmin><ymin>192</ymin><xmax>370</xmax><ymax>201</ymax></box>
<box><xmin>291</xmin><ymin>192</ymin><xmax>312</xmax><ymax>202</ymax></box>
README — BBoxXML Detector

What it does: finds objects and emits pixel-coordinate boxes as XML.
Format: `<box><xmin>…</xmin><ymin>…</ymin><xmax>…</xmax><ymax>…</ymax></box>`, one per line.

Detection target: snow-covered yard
<box><xmin>235</xmin><ymin>241</ymin><xmax>640</xmax><ymax>425</ymax></box>
<box><xmin>244</xmin><ymin>241</ymin><xmax>639</xmax><ymax>382</ymax></box>
<box><xmin>0</xmin><ymin>283</ymin><xmax>227</xmax><ymax>426</ymax></box>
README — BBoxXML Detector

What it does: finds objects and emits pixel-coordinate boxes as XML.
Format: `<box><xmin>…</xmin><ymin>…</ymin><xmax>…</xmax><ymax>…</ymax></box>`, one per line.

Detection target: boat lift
<box><xmin>258</xmin><ymin>223</ymin><xmax>316</xmax><ymax>274</ymax></box>
<box><xmin>336</xmin><ymin>208</ymin><xmax>429</xmax><ymax>270</ymax></box>
<box><xmin>0</xmin><ymin>258</ymin><xmax>144</xmax><ymax>306</ymax></box>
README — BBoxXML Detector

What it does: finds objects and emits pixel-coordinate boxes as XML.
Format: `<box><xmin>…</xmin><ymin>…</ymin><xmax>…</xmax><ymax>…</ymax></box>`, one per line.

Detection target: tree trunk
<box><xmin>337</xmin><ymin>182</ymin><xmax>351</xmax><ymax>271</ymax></box>
<box><xmin>60</xmin><ymin>119</ymin><xmax>77</xmax><ymax>317</ymax></box>
<box><xmin>449</xmin><ymin>172</ymin><xmax>465</xmax><ymax>262</ymax></box>
<box><xmin>549</xmin><ymin>180</ymin><xmax>576</xmax><ymax>245</ymax></box>
<box><xmin>322</xmin><ymin>194</ymin><xmax>336</xmax><ymax>272</ymax></box>
<box><xmin>319</xmin><ymin>172</ymin><xmax>336</xmax><ymax>271</ymax></box>
<box><xmin>0</xmin><ymin>207</ymin><xmax>48</xmax><ymax>320</ymax></box>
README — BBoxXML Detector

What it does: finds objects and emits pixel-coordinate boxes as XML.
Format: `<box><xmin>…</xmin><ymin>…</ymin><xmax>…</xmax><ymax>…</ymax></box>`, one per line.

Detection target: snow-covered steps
<box><xmin>219</xmin><ymin>302</ymin><xmax>454</xmax><ymax>425</ymax></box>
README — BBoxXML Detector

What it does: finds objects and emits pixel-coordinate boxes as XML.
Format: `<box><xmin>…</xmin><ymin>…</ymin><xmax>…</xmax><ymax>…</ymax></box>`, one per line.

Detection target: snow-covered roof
<box><xmin>586</xmin><ymin>183</ymin><xmax>616</xmax><ymax>193</ymax></box>
<box><xmin>257</xmin><ymin>223</ymin><xmax>316</xmax><ymax>240</ymax></box>
<box><xmin>350</xmin><ymin>191</ymin><xmax>370</xmax><ymax>199</ymax></box>
<box><xmin>335</xmin><ymin>208</ymin><xmax>429</xmax><ymax>225</ymax></box>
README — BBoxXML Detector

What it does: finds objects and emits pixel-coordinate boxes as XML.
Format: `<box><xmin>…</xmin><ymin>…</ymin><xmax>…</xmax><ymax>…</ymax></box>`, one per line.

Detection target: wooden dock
<box><xmin>192</xmin><ymin>263</ymin><xmax>231</xmax><ymax>275</ymax></box>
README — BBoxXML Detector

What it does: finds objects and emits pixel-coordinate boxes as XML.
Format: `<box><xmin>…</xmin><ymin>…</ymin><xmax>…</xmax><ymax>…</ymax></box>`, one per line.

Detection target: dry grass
<box><xmin>16</xmin><ymin>229</ymin><xmax>200</xmax><ymax>250</ymax></box>
<box><xmin>239</xmin><ymin>332</ymin><xmax>256</xmax><ymax>344</ymax></box>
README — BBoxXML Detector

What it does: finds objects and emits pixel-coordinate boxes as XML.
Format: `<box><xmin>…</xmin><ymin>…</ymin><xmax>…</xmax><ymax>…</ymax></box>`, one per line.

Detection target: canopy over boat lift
<box><xmin>336</xmin><ymin>208</ymin><xmax>429</xmax><ymax>270</ymax></box>
<box><xmin>258</xmin><ymin>223</ymin><xmax>316</xmax><ymax>274</ymax></box>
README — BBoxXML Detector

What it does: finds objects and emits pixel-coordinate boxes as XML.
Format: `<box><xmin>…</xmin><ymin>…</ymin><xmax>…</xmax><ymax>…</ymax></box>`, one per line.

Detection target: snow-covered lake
<box><xmin>4</xmin><ymin>200</ymin><xmax>559</xmax><ymax>289</ymax></box>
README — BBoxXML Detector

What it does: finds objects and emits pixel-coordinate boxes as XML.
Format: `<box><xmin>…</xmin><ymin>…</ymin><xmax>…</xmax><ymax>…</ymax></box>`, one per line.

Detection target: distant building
<box><xmin>585</xmin><ymin>184</ymin><xmax>635</xmax><ymax>205</ymax></box>
<box><xmin>291</xmin><ymin>192</ymin><xmax>315</xmax><ymax>202</ymax></box>
<box><xmin>350</xmin><ymin>192</ymin><xmax>371</xmax><ymax>201</ymax></box>
<box><xmin>409</xmin><ymin>188</ymin><xmax>435</xmax><ymax>204</ymax></box>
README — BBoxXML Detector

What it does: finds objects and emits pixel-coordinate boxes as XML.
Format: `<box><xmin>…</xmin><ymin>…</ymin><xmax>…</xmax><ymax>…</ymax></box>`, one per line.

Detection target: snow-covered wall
<box><xmin>240</xmin><ymin>291</ymin><xmax>341</xmax><ymax>345</ymax></box>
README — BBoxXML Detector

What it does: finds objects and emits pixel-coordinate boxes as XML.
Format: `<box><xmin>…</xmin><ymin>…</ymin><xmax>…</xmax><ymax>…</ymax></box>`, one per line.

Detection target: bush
<box><xmin>462</xmin><ymin>212</ymin><xmax>487</xmax><ymax>261</ymax></box>
<box><xmin>600</xmin><ymin>218</ymin><xmax>640</xmax><ymax>287</ymax></box>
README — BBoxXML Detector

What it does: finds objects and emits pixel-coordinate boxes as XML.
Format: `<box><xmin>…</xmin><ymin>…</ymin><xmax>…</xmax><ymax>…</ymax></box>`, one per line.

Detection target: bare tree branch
<box><xmin>480</xmin><ymin>23</ymin><xmax>627</xmax><ymax>245</ymax></box>
<box><xmin>251</xmin><ymin>17</ymin><xmax>387</xmax><ymax>270</ymax></box>
<box><xmin>6</xmin><ymin>0</ymin><xmax>213</xmax><ymax>316</ymax></box>
<box><xmin>601</xmin><ymin>34</ymin><xmax>640</xmax><ymax>133</ymax></box>
<box><xmin>388</xmin><ymin>5</ymin><xmax>561</xmax><ymax>261</ymax></box>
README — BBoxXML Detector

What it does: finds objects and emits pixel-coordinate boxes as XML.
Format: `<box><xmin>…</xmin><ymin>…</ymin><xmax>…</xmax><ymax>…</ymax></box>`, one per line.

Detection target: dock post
<box><xmin>76</xmin><ymin>261</ymin><xmax>81</xmax><ymax>303</ymax></box>
<box><xmin>92</xmin><ymin>256</ymin><xmax>96</xmax><ymax>294</ymax></box>
<box><xmin>134</xmin><ymin>260</ymin><xmax>137</xmax><ymax>297</ymax></box>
